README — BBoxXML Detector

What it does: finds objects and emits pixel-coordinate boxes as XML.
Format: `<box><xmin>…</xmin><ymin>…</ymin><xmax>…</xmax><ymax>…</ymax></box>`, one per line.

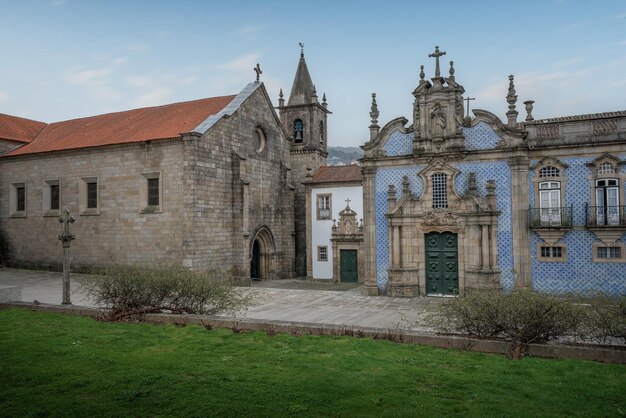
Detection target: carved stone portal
<box><xmin>385</xmin><ymin>164</ymin><xmax>501</xmax><ymax>297</ymax></box>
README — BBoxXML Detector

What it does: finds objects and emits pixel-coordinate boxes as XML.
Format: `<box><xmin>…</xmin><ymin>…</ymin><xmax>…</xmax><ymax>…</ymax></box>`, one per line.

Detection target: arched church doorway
<box><xmin>249</xmin><ymin>225</ymin><xmax>276</xmax><ymax>280</ymax></box>
<box><xmin>251</xmin><ymin>240</ymin><xmax>261</xmax><ymax>280</ymax></box>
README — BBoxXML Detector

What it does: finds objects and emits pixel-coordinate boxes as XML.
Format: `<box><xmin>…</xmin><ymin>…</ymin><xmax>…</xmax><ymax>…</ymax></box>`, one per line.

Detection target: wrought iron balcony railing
<box><xmin>529</xmin><ymin>206</ymin><xmax>573</xmax><ymax>229</ymax></box>
<box><xmin>585</xmin><ymin>204</ymin><xmax>626</xmax><ymax>227</ymax></box>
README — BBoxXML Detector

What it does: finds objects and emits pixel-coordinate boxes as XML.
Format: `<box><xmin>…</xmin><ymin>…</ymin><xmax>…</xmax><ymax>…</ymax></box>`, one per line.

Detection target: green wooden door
<box><xmin>340</xmin><ymin>250</ymin><xmax>358</xmax><ymax>282</ymax></box>
<box><xmin>425</xmin><ymin>232</ymin><xmax>458</xmax><ymax>295</ymax></box>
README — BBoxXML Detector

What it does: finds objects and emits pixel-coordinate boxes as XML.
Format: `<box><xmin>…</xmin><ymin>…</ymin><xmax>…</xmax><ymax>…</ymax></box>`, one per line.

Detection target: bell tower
<box><xmin>279</xmin><ymin>44</ymin><xmax>331</xmax><ymax>276</ymax></box>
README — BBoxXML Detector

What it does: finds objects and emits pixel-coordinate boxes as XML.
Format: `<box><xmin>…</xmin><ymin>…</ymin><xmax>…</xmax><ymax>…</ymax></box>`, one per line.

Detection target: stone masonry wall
<box><xmin>183</xmin><ymin>87</ymin><xmax>295</xmax><ymax>278</ymax></box>
<box><xmin>0</xmin><ymin>140</ymin><xmax>186</xmax><ymax>268</ymax></box>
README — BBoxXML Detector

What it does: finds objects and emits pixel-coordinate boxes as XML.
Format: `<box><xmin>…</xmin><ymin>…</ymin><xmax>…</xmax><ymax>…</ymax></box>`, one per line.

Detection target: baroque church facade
<box><xmin>359</xmin><ymin>47</ymin><xmax>626</xmax><ymax>297</ymax></box>
<box><xmin>0</xmin><ymin>46</ymin><xmax>625</xmax><ymax>297</ymax></box>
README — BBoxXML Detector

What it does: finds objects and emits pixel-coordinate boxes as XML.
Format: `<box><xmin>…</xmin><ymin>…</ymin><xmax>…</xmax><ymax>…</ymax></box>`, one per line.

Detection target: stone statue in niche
<box><xmin>430</xmin><ymin>103</ymin><xmax>446</xmax><ymax>137</ymax></box>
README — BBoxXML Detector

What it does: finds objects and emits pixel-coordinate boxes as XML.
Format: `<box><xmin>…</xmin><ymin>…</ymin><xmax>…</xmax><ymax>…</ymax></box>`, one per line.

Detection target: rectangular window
<box><xmin>536</xmin><ymin>243</ymin><xmax>566</xmax><ymax>262</ymax></box>
<box><xmin>317</xmin><ymin>194</ymin><xmax>332</xmax><ymax>220</ymax></box>
<box><xmin>432</xmin><ymin>173</ymin><xmax>448</xmax><ymax>208</ymax></box>
<box><xmin>147</xmin><ymin>178</ymin><xmax>159</xmax><ymax>206</ymax></box>
<box><xmin>597</xmin><ymin>246</ymin><xmax>621</xmax><ymax>259</ymax></box>
<box><xmin>79</xmin><ymin>177</ymin><xmax>99</xmax><ymax>215</ymax></box>
<box><xmin>87</xmin><ymin>182</ymin><xmax>98</xmax><ymax>209</ymax></box>
<box><xmin>593</xmin><ymin>242</ymin><xmax>626</xmax><ymax>263</ymax></box>
<box><xmin>50</xmin><ymin>184</ymin><xmax>60</xmax><ymax>210</ymax></box>
<box><xmin>16</xmin><ymin>186</ymin><xmax>25</xmax><ymax>212</ymax></box>
<box><xmin>318</xmin><ymin>246</ymin><xmax>328</xmax><ymax>262</ymax></box>
<box><xmin>540</xmin><ymin>246</ymin><xmax>562</xmax><ymax>258</ymax></box>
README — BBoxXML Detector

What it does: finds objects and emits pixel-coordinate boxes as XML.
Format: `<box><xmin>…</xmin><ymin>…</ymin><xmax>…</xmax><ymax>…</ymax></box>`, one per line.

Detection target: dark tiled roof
<box><xmin>529</xmin><ymin>110</ymin><xmax>626</xmax><ymax>124</ymax></box>
<box><xmin>0</xmin><ymin>113</ymin><xmax>47</xmax><ymax>143</ymax></box>
<box><xmin>310</xmin><ymin>165</ymin><xmax>363</xmax><ymax>183</ymax></box>
<box><xmin>4</xmin><ymin>95</ymin><xmax>236</xmax><ymax>157</ymax></box>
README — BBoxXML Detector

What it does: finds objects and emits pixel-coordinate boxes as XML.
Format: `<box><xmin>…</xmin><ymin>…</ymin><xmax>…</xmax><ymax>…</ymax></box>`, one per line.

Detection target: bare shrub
<box><xmin>584</xmin><ymin>296</ymin><xmax>626</xmax><ymax>345</ymax></box>
<box><xmin>80</xmin><ymin>265</ymin><xmax>253</xmax><ymax>321</ymax></box>
<box><xmin>437</xmin><ymin>290</ymin><xmax>586</xmax><ymax>359</ymax></box>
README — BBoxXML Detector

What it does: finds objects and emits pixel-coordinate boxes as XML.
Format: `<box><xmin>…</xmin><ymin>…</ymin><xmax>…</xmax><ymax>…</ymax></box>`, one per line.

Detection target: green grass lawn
<box><xmin>0</xmin><ymin>309</ymin><xmax>624</xmax><ymax>417</ymax></box>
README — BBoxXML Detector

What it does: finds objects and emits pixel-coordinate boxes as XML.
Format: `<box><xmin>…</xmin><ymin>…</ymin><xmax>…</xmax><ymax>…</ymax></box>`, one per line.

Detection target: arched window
<box><xmin>319</xmin><ymin>120</ymin><xmax>324</xmax><ymax>145</ymax></box>
<box><xmin>432</xmin><ymin>173</ymin><xmax>448</xmax><ymax>208</ymax></box>
<box><xmin>294</xmin><ymin>119</ymin><xmax>304</xmax><ymax>143</ymax></box>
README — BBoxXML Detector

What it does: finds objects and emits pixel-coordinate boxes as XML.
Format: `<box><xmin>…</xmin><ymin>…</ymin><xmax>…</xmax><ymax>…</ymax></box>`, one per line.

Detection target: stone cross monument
<box><xmin>58</xmin><ymin>208</ymin><xmax>75</xmax><ymax>305</ymax></box>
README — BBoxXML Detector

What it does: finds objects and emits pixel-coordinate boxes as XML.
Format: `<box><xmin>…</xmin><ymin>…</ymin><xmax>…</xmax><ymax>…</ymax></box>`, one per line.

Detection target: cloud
<box><xmin>126</xmin><ymin>43</ymin><xmax>149</xmax><ymax>52</ymax></box>
<box><xmin>63</xmin><ymin>66</ymin><xmax>121</xmax><ymax>102</ymax></box>
<box><xmin>65</xmin><ymin>68</ymin><xmax>112</xmax><ymax>85</ymax></box>
<box><xmin>131</xmin><ymin>86</ymin><xmax>172</xmax><ymax>107</ymax></box>
<box><xmin>553</xmin><ymin>56</ymin><xmax>585</xmax><ymax>67</ymax></box>
<box><xmin>51</xmin><ymin>0</ymin><xmax>67</xmax><ymax>6</ymax></box>
<box><xmin>210</xmin><ymin>53</ymin><xmax>261</xmax><ymax>73</ymax></box>
<box><xmin>0</xmin><ymin>91</ymin><xmax>8</xmax><ymax>105</ymax></box>
<box><xmin>235</xmin><ymin>25</ymin><xmax>265</xmax><ymax>39</ymax></box>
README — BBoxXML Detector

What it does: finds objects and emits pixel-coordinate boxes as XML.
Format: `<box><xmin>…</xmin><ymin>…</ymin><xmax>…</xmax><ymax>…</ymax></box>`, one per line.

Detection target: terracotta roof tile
<box><xmin>310</xmin><ymin>165</ymin><xmax>363</xmax><ymax>184</ymax></box>
<box><xmin>4</xmin><ymin>95</ymin><xmax>236</xmax><ymax>157</ymax></box>
<box><xmin>0</xmin><ymin>113</ymin><xmax>47</xmax><ymax>143</ymax></box>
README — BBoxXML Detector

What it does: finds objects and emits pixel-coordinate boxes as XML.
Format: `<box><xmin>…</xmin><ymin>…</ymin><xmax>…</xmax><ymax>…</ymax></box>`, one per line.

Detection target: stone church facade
<box><xmin>360</xmin><ymin>47</ymin><xmax>626</xmax><ymax>297</ymax></box>
<box><xmin>0</xmin><ymin>48</ymin><xmax>332</xmax><ymax>281</ymax></box>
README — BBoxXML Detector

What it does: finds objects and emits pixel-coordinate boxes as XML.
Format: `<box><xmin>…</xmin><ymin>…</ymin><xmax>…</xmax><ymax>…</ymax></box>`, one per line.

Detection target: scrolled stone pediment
<box><xmin>420</xmin><ymin>209</ymin><xmax>461</xmax><ymax>228</ymax></box>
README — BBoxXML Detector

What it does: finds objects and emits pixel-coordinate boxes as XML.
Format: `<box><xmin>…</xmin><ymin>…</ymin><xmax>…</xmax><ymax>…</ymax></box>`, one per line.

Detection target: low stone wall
<box><xmin>2</xmin><ymin>302</ymin><xmax>624</xmax><ymax>364</ymax></box>
<box><xmin>0</xmin><ymin>286</ymin><xmax>22</xmax><ymax>303</ymax></box>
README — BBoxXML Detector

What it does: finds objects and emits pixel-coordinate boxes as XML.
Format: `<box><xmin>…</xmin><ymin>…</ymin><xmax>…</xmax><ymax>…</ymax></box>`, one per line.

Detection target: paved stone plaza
<box><xmin>0</xmin><ymin>269</ymin><xmax>442</xmax><ymax>331</ymax></box>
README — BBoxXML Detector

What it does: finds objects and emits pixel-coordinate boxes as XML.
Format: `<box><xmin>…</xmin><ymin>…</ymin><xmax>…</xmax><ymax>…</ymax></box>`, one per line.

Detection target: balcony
<box><xmin>585</xmin><ymin>205</ymin><xmax>626</xmax><ymax>228</ymax></box>
<box><xmin>529</xmin><ymin>206</ymin><xmax>573</xmax><ymax>229</ymax></box>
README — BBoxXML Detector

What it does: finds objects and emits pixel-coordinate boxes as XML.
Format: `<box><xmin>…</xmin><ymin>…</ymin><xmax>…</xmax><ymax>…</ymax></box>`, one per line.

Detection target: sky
<box><xmin>1</xmin><ymin>0</ymin><xmax>625</xmax><ymax>147</ymax></box>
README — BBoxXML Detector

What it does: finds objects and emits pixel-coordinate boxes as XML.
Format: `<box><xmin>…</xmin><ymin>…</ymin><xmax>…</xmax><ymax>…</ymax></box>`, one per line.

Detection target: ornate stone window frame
<box><xmin>417</xmin><ymin>161</ymin><xmax>461</xmax><ymax>209</ymax></box>
<box><xmin>592</xmin><ymin>241</ymin><xmax>626</xmax><ymax>263</ymax></box>
<box><xmin>586</xmin><ymin>154</ymin><xmax>625</xmax><ymax>210</ymax></box>
<box><xmin>536</xmin><ymin>243</ymin><xmax>567</xmax><ymax>263</ymax></box>
<box><xmin>42</xmin><ymin>178</ymin><xmax>61</xmax><ymax>217</ymax></box>
<box><xmin>9</xmin><ymin>181</ymin><xmax>27</xmax><ymax>218</ymax></box>
<box><xmin>530</xmin><ymin>156</ymin><xmax>569</xmax><ymax>211</ymax></box>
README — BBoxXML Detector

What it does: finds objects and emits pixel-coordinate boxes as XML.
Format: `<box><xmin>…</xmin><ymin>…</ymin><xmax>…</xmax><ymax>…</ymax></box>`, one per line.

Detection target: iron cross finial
<box><xmin>254</xmin><ymin>63</ymin><xmax>262</xmax><ymax>82</ymax></box>
<box><xmin>463</xmin><ymin>97</ymin><xmax>476</xmax><ymax>119</ymax></box>
<box><xmin>428</xmin><ymin>45</ymin><xmax>447</xmax><ymax>78</ymax></box>
<box><xmin>345</xmin><ymin>198</ymin><xmax>351</xmax><ymax>207</ymax></box>
<box><xmin>299</xmin><ymin>42</ymin><xmax>304</xmax><ymax>57</ymax></box>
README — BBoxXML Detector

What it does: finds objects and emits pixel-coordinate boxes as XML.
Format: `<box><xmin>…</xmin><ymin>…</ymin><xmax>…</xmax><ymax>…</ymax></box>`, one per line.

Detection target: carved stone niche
<box><xmin>385</xmin><ymin>164</ymin><xmax>501</xmax><ymax>297</ymax></box>
<box><xmin>330</xmin><ymin>203</ymin><xmax>365</xmax><ymax>284</ymax></box>
<box><xmin>411</xmin><ymin>74</ymin><xmax>465</xmax><ymax>156</ymax></box>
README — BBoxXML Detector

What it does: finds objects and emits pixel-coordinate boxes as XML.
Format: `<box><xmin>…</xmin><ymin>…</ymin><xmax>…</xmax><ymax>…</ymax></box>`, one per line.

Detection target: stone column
<box><xmin>509</xmin><ymin>156</ymin><xmax>531</xmax><ymax>287</ymax></box>
<box><xmin>361</xmin><ymin>166</ymin><xmax>379</xmax><ymax>295</ymax></box>
<box><xmin>58</xmin><ymin>208</ymin><xmax>75</xmax><ymax>305</ymax></box>
<box><xmin>481</xmin><ymin>224</ymin><xmax>490</xmax><ymax>270</ymax></box>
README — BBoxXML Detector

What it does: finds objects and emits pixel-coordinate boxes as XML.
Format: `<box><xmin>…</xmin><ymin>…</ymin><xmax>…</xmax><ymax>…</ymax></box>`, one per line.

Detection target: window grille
<box><xmin>432</xmin><ymin>173</ymin><xmax>448</xmax><ymax>208</ymax></box>
<box><xmin>318</xmin><ymin>246</ymin><xmax>328</xmax><ymax>261</ymax></box>
<box><xmin>539</xmin><ymin>166</ymin><xmax>560</xmax><ymax>178</ymax></box>
<box><xmin>599</xmin><ymin>162</ymin><xmax>616</xmax><ymax>174</ymax></box>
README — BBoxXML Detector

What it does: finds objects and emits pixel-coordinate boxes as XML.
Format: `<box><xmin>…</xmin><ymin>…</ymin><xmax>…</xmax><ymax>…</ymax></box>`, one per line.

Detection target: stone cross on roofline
<box><xmin>428</xmin><ymin>46</ymin><xmax>446</xmax><ymax>78</ymax></box>
<box><xmin>345</xmin><ymin>198</ymin><xmax>351</xmax><ymax>208</ymax></box>
<box><xmin>254</xmin><ymin>63</ymin><xmax>262</xmax><ymax>82</ymax></box>
<box><xmin>464</xmin><ymin>97</ymin><xmax>475</xmax><ymax>119</ymax></box>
